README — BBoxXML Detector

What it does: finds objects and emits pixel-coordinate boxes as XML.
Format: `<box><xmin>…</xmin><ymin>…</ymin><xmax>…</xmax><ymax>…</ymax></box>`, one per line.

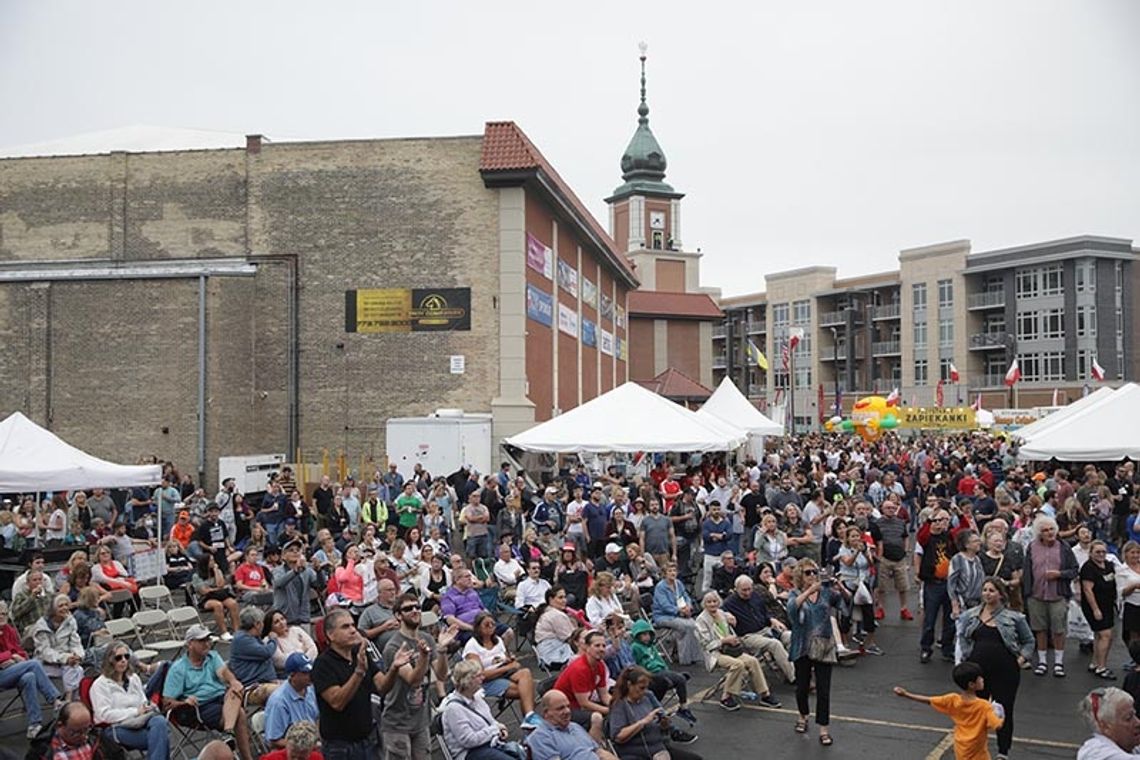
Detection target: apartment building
<box><xmin>713</xmin><ymin>235</ymin><xmax>1138</xmax><ymax>432</ymax></box>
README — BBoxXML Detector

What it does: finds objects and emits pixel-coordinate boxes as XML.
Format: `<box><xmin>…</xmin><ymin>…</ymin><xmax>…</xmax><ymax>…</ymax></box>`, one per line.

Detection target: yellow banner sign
<box><xmin>345</xmin><ymin>288</ymin><xmax>471</xmax><ymax>333</ymax></box>
<box><xmin>900</xmin><ymin>407</ymin><xmax>976</xmax><ymax>429</ymax></box>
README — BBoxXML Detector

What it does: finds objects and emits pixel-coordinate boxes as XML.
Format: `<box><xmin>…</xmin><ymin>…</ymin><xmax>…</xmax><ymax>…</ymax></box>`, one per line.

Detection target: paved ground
<box><xmin>0</xmin><ymin>607</ymin><xmax>1104</xmax><ymax>759</ymax></box>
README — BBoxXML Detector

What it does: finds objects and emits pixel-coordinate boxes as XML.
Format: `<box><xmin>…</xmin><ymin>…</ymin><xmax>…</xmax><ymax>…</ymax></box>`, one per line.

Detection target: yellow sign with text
<box><xmin>900</xmin><ymin>407</ymin><xmax>976</xmax><ymax>429</ymax></box>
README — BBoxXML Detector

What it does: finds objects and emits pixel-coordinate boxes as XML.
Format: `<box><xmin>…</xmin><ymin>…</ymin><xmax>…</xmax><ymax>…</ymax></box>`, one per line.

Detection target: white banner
<box><xmin>600</xmin><ymin>329</ymin><xmax>614</xmax><ymax>356</ymax></box>
<box><xmin>558</xmin><ymin>302</ymin><xmax>578</xmax><ymax>337</ymax></box>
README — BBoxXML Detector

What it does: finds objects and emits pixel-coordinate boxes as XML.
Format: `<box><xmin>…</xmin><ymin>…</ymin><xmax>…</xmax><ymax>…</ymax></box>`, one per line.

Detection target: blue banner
<box><xmin>526</xmin><ymin>284</ymin><xmax>553</xmax><ymax>327</ymax></box>
<box><xmin>581</xmin><ymin>318</ymin><xmax>597</xmax><ymax>347</ymax></box>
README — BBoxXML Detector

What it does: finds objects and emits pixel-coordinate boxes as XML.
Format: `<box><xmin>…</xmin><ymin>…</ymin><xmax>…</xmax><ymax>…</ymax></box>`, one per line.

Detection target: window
<box><xmin>1019</xmin><ymin>352</ymin><xmax>1065</xmax><ymax>382</ymax></box>
<box><xmin>914</xmin><ymin>359</ymin><xmax>928</xmax><ymax>386</ymax></box>
<box><xmin>1076</xmin><ymin>350</ymin><xmax>1092</xmax><ymax>380</ymax></box>
<box><xmin>1040</xmin><ymin>308</ymin><xmax>1063</xmax><ymax>339</ymax></box>
<box><xmin>1017</xmin><ymin>311</ymin><xmax>1037</xmax><ymax>342</ymax></box>
<box><xmin>1016</xmin><ymin>269</ymin><xmax>1038</xmax><ymax>299</ymax></box>
<box><xmin>939</xmin><ymin>358</ymin><xmax>956</xmax><ymax>382</ymax></box>
<box><xmin>1076</xmin><ymin>305</ymin><xmax>1097</xmax><ymax>338</ymax></box>
<box><xmin>1076</xmin><ymin>260</ymin><xmax>1096</xmax><ymax>293</ymax></box>
<box><xmin>792</xmin><ymin>300</ymin><xmax>811</xmax><ymax>325</ymax></box>
<box><xmin>1116</xmin><ymin>261</ymin><xmax>1124</xmax><ymax>294</ymax></box>
<box><xmin>772</xmin><ymin>303</ymin><xmax>789</xmax><ymax>327</ymax></box>
<box><xmin>913</xmin><ymin>321</ymin><xmax>927</xmax><ymax>349</ymax></box>
<box><xmin>773</xmin><ymin>370</ymin><xmax>790</xmax><ymax>390</ymax></box>
<box><xmin>938</xmin><ymin>279</ymin><xmax>953</xmax><ymax>308</ymax></box>
<box><xmin>651</xmin><ymin>230</ymin><xmax>664</xmax><ymax>250</ymax></box>
<box><xmin>794</xmin><ymin>366</ymin><xmax>811</xmax><ymax>388</ymax></box>
<box><xmin>912</xmin><ymin>283</ymin><xmax>927</xmax><ymax>312</ymax></box>
<box><xmin>1041</xmin><ymin>264</ymin><xmax>1064</xmax><ymax>296</ymax></box>
<box><xmin>984</xmin><ymin>276</ymin><xmax>1004</xmax><ymax>294</ymax></box>
<box><xmin>938</xmin><ymin>318</ymin><xmax>954</xmax><ymax>347</ymax></box>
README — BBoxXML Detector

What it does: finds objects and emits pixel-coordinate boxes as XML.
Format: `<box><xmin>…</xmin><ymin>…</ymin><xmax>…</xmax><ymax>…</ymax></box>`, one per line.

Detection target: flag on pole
<box><xmin>1051</xmin><ymin>388</ymin><xmax>1059</xmax><ymax>406</ymax></box>
<box><xmin>971</xmin><ymin>394</ymin><xmax>982</xmax><ymax>411</ymax></box>
<box><xmin>936</xmin><ymin>379</ymin><xmax>944</xmax><ymax>407</ymax></box>
<box><xmin>1091</xmin><ymin>357</ymin><xmax>1105</xmax><ymax>381</ymax></box>
<box><xmin>1004</xmin><ymin>359</ymin><xmax>1021</xmax><ymax>386</ymax></box>
<box><xmin>781</xmin><ymin>340</ymin><xmax>790</xmax><ymax>371</ymax></box>
<box><xmin>818</xmin><ymin>384</ymin><xmax>826</xmax><ymax>424</ymax></box>
<box><xmin>747</xmin><ymin>340</ymin><xmax>769</xmax><ymax>371</ymax></box>
<box><xmin>886</xmin><ymin>387</ymin><xmax>900</xmax><ymax>406</ymax></box>
<box><xmin>948</xmin><ymin>362</ymin><xmax>960</xmax><ymax>383</ymax></box>
<box><xmin>788</xmin><ymin>327</ymin><xmax>804</xmax><ymax>350</ymax></box>
<box><xmin>835</xmin><ymin>387</ymin><xmax>842</xmax><ymax>418</ymax></box>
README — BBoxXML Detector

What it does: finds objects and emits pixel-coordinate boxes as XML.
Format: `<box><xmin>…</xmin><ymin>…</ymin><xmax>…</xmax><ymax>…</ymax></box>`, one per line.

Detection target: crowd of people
<box><xmin>0</xmin><ymin>432</ymin><xmax>1137</xmax><ymax>759</ymax></box>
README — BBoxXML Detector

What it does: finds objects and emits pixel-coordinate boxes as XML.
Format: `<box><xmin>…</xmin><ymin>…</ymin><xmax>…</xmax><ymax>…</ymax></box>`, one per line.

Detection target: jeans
<box><xmin>921</xmin><ymin>580</ymin><xmax>954</xmax><ymax>656</ymax></box>
<box><xmin>0</xmin><ymin>660</ymin><xmax>60</xmax><ymax>725</ymax></box>
<box><xmin>465</xmin><ymin>534</ymin><xmax>492</xmax><ymax>560</ymax></box>
<box><xmin>104</xmin><ymin>715</ymin><xmax>170</xmax><ymax>760</ymax></box>
<box><xmin>463</xmin><ymin>746</ymin><xmax>516</xmax><ymax>760</ymax></box>
<box><xmin>324</xmin><ymin>738</ymin><xmax>377</xmax><ymax>760</ymax></box>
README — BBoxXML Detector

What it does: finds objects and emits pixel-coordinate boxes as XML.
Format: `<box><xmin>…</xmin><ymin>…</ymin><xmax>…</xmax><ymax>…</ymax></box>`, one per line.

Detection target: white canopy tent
<box><xmin>506</xmin><ymin>382</ymin><xmax>748</xmax><ymax>453</ymax></box>
<box><xmin>696</xmin><ymin>377</ymin><xmax>783</xmax><ymax>461</ymax></box>
<box><xmin>1017</xmin><ymin>384</ymin><xmax>1140</xmax><ymax>462</ymax></box>
<box><xmin>0</xmin><ymin>412</ymin><xmax>163</xmax><ymax>491</ymax></box>
<box><xmin>1014</xmin><ymin>386</ymin><xmax>1116</xmax><ymax>443</ymax></box>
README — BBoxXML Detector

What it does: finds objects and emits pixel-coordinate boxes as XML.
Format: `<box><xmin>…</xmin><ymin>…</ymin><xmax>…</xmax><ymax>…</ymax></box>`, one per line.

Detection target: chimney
<box><xmin>245</xmin><ymin>134</ymin><xmax>264</xmax><ymax>154</ymax></box>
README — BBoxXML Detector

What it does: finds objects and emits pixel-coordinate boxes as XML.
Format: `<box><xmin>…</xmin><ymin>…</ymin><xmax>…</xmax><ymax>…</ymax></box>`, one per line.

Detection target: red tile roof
<box><xmin>480</xmin><ymin>122</ymin><xmax>637</xmax><ymax>285</ymax></box>
<box><xmin>637</xmin><ymin>367</ymin><xmax>714</xmax><ymax>401</ymax></box>
<box><xmin>627</xmin><ymin>290</ymin><xmax>724</xmax><ymax>320</ymax></box>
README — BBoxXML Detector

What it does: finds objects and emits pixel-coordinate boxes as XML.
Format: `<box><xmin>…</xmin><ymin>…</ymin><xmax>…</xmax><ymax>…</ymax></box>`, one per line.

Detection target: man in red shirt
<box><xmin>553</xmin><ymin>630</ymin><xmax>610</xmax><ymax>743</ymax></box>
<box><xmin>234</xmin><ymin>547</ymin><xmax>273</xmax><ymax>605</ymax></box>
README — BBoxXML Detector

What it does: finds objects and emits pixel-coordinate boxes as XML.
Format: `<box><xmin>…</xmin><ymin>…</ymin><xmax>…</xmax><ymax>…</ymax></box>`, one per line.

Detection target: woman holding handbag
<box><xmin>787</xmin><ymin>559</ymin><xmax>847</xmax><ymax>747</ymax></box>
<box><xmin>90</xmin><ymin>642</ymin><xmax>170</xmax><ymax>760</ymax></box>
<box><xmin>608</xmin><ymin>666</ymin><xmax>704</xmax><ymax>760</ymax></box>
<box><xmin>836</xmin><ymin>525</ymin><xmax>882</xmax><ymax>655</ymax></box>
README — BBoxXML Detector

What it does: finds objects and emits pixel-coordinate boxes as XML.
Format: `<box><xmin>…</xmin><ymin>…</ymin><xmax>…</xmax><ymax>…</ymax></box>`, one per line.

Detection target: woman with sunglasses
<box><xmin>90</xmin><ymin>641</ymin><xmax>170</xmax><ymax>760</ymax></box>
<box><xmin>787</xmin><ymin>559</ymin><xmax>847</xmax><ymax>746</ymax></box>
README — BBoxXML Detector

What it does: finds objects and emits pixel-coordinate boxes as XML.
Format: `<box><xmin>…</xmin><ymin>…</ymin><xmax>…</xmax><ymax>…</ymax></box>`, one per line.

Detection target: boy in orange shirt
<box><xmin>894</xmin><ymin>662</ymin><xmax>1004</xmax><ymax>760</ymax></box>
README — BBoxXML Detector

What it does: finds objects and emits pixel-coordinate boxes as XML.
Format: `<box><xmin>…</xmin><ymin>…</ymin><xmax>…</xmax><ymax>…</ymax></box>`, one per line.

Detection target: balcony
<box><xmin>712</xmin><ymin>324</ymin><xmax>727</xmax><ymax>339</ymax></box>
<box><xmin>969</xmin><ymin>332</ymin><xmax>1012</xmax><ymax>351</ymax></box>
<box><xmin>968</xmin><ymin>291</ymin><xmax>1006</xmax><ymax>310</ymax></box>
<box><xmin>822</xmin><ymin>341</ymin><xmax>864</xmax><ymax>360</ymax></box>
<box><xmin>713</xmin><ymin>354</ymin><xmax>727</xmax><ymax>369</ymax></box>
<box><xmin>748</xmin><ymin>384</ymin><xmax>764</xmax><ymax>397</ymax></box>
<box><xmin>976</xmin><ymin>373</ymin><xmax>1007</xmax><ymax>388</ymax></box>
<box><xmin>872</xmin><ymin>378</ymin><xmax>898</xmax><ymax>394</ymax></box>
<box><xmin>746</xmin><ymin>320</ymin><xmax>767</xmax><ymax>334</ymax></box>
<box><xmin>871</xmin><ymin>303</ymin><xmax>901</xmax><ymax>321</ymax></box>
<box><xmin>871</xmin><ymin>340</ymin><xmax>901</xmax><ymax>356</ymax></box>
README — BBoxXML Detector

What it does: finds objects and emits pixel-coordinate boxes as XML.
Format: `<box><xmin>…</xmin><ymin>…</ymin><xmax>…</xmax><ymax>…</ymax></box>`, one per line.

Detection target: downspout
<box><xmin>197</xmin><ymin>274</ymin><xmax>207</xmax><ymax>488</ymax></box>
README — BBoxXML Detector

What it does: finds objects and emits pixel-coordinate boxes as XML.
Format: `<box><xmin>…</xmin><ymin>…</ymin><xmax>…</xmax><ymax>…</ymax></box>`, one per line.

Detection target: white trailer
<box><xmin>385</xmin><ymin>410</ymin><xmax>493</xmax><ymax>478</ymax></box>
<box><xmin>218</xmin><ymin>453</ymin><xmax>286</xmax><ymax>495</ymax></box>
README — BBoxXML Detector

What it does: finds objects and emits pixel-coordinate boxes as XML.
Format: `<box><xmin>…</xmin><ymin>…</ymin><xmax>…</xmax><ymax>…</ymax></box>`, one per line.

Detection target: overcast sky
<box><xmin>2</xmin><ymin>1</ymin><xmax>1137</xmax><ymax>296</ymax></box>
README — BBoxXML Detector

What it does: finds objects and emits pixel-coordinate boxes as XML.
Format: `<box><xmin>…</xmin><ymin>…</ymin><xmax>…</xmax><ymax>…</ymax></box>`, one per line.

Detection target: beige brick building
<box><xmin>0</xmin><ymin>124</ymin><xmax>636</xmax><ymax>486</ymax></box>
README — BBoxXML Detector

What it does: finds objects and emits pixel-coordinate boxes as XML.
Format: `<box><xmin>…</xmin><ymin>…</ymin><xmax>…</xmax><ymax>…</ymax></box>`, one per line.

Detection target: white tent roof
<box><xmin>0</xmin><ymin>412</ymin><xmax>163</xmax><ymax>491</ymax></box>
<box><xmin>1014</xmin><ymin>386</ymin><xmax>1116</xmax><ymax>442</ymax></box>
<box><xmin>506</xmin><ymin>382</ymin><xmax>748</xmax><ymax>453</ymax></box>
<box><xmin>1017</xmin><ymin>384</ymin><xmax>1140</xmax><ymax>462</ymax></box>
<box><xmin>697</xmin><ymin>377</ymin><xmax>784</xmax><ymax>436</ymax></box>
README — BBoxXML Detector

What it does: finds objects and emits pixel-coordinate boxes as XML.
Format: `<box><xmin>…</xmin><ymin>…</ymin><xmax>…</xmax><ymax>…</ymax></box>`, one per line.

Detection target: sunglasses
<box><xmin>803</xmin><ymin>569</ymin><xmax>819</xmax><ymax>576</ymax></box>
<box><xmin>398</xmin><ymin>605</ymin><xmax>420</xmax><ymax>613</ymax></box>
<box><xmin>112</xmin><ymin>653</ymin><xmax>130</xmax><ymax>662</ymax></box>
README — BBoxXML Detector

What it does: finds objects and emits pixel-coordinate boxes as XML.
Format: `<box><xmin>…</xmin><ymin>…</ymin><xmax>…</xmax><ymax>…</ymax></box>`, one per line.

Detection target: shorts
<box><xmin>194</xmin><ymin>696</ymin><xmax>226</xmax><ymax>729</ymax></box>
<box><xmin>1026</xmin><ymin>597</ymin><xmax>1067</xmax><ymax>634</ymax></box>
<box><xmin>381</xmin><ymin>728</ymin><xmax>430</xmax><ymax>760</ymax></box>
<box><xmin>570</xmin><ymin>708</ymin><xmax>596</xmax><ymax>730</ymax></box>
<box><xmin>878</xmin><ymin>557</ymin><xmax>911</xmax><ymax>592</ymax></box>
<box><xmin>483</xmin><ymin>677</ymin><xmax>511</xmax><ymax>698</ymax></box>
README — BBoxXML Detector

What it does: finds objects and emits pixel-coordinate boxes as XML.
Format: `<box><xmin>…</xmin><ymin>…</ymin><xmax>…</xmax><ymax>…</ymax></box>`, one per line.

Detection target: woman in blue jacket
<box><xmin>651</xmin><ymin>563</ymin><xmax>702</xmax><ymax>665</ymax></box>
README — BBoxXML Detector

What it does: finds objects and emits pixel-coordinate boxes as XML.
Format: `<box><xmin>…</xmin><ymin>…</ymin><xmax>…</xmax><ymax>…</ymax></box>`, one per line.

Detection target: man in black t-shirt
<box><xmin>311</xmin><ymin>608</ymin><xmax>413</xmax><ymax>757</ymax></box>
<box><xmin>195</xmin><ymin>503</ymin><xmax>232</xmax><ymax>573</ymax></box>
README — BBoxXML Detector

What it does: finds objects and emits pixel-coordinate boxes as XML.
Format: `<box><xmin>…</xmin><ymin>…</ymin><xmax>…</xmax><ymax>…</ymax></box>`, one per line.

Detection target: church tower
<box><xmin>614</xmin><ymin>44</ymin><xmax>721</xmax><ymax>396</ymax></box>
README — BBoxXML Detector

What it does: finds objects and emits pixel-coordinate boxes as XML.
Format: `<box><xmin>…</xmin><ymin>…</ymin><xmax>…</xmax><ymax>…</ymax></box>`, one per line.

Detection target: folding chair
<box><xmin>132</xmin><ymin>609</ymin><xmax>184</xmax><ymax>653</ymax></box>
<box><xmin>139</xmin><ymin>585</ymin><xmax>176</xmax><ymax>611</ymax></box>
<box><xmin>104</xmin><ymin>618</ymin><xmax>159</xmax><ymax>662</ymax></box>
<box><xmin>430</xmin><ymin>710</ymin><xmax>457</xmax><ymax>760</ymax></box>
<box><xmin>107</xmin><ymin>588</ymin><xmax>138</xmax><ymax>616</ymax></box>
<box><xmin>79</xmin><ymin>677</ymin><xmax>145</xmax><ymax>760</ymax></box>
<box><xmin>167</xmin><ymin>606</ymin><xmax>203</xmax><ymax>637</ymax></box>
<box><xmin>248</xmin><ymin>708</ymin><xmax>269</xmax><ymax>759</ymax></box>
<box><xmin>166</xmin><ymin>702</ymin><xmax>226</xmax><ymax>760</ymax></box>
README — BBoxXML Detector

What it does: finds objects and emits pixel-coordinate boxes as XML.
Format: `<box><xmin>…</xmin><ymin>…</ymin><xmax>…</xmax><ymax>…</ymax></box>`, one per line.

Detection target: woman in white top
<box><xmin>462</xmin><ymin>612</ymin><xmax>539</xmax><ymax>728</ymax></box>
<box><xmin>264</xmin><ymin>609</ymin><xmax>317</xmax><ymax>673</ymax></box>
<box><xmin>585</xmin><ymin>571</ymin><xmax>627</xmax><ymax>627</ymax></box>
<box><xmin>1115</xmin><ymin>541</ymin><xmax>1140</xmax><ymax>646</ymax></box>
<box><xmin>90</xmin><ymin>642</ymin><xmax>170</xmax><ymax>760</ymax></box>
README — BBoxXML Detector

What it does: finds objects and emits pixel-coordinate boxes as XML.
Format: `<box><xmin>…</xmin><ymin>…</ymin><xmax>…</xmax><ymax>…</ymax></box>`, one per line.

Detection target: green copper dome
<box><xmin>610</xmin><ymin>49</ymin><xmax>677</xmax><ymax>200</ymax></box>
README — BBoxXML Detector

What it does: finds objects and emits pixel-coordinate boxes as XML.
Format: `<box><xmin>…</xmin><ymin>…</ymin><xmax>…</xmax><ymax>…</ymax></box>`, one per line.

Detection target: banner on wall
<box><xmin>600</xmin><ymin>294</ymin><xmax>614</xmax><ymax>322</ymax></box>
<box><xmin>581</xmin><ymin>318</ymin><xmax>597</xmax><ymax>347</ymax></box>
<box><xmin>345</xmin><ymin>288</ymin><xmax>471</xmax><ymax>333</ymax></box>
<box><xmin>526</xmin><ymin>284</ymin><xmax>553</xmax><ymax>327</ymax></box>
<box><xmin>526</xmin><ymin>233</ymin><xmax>554</xmax><ymax>280</ymax></box>
<box><xmin>582</xmin><ymin>278</ymin><xmax>598</xmax><ymax>310</ymax></box>
<box><xmin>619</xmin><ymin>336</ymin><xmax>628</xmax><ymax>361</ymax></box>
<box><xmin>615</xmin><ymin>305</ymin><xmax>626</xmax><ymax>329</ymax></box>
<box><xmin>557</xmin><ymin>259</ymin><xmax>578</xmax><ymax>297</ymax></box>
<box><xmin>600</xmin><ymin>328</ymin><xmax>614</xmax><ymax>356</ymax></box>
<box><xmin>900</xmin><ymin>407</ymin><xmax>977</xmax><ymax>429</ymax></box>
<box><xmin>558</xmin><ymin>302</ymin><xmax>578</xmax><ymax>337</ymax></box>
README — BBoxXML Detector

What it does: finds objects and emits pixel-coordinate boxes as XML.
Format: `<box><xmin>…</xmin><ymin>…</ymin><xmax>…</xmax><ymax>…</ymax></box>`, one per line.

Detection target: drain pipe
<box><xmin>197</xmin><ymin>274</ymin><xmax>207</xmax><ymax>489</ymax></box>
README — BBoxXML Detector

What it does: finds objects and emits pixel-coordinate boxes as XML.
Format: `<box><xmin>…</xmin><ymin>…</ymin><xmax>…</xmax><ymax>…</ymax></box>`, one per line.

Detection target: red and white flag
<box><xmin>936</xmin><ymin>379</ymin><xmax>945</xmax><ymax>407</ymax></box>
<box><xmin>1004</xmin><ymin>359</ymin><xmax>1021</xmax><ymax>386</ymax></box>
<box><xmin>788</xmin><ymin>327</ymin><xmax>804</xmax><ymax>350</ymax></box>
<box><xmin>948</xmin><ymin>362</ymin><xmax>960</xmax><ymax>383</ymax></box>
<box><xmin>886</xmin><ymin>387</ymin><xmax>900</xmax><ymax>406</ymax></box>
<box><xmin>781</xmin><ymin>341</ymin><xmax>790</xmax><ymax>371</ymax></box>
<box><xmin>971</xmin><ymin>394</ymin><xmax>982</xmax><ymax>411</ymax></box>
<box><xmin>1092</xmin><ymin>357</ymin><xmax>1106</xmax><ymax>381</ymax></box>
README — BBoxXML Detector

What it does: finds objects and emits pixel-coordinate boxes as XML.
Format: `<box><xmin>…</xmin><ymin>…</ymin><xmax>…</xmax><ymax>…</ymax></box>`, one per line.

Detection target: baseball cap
<box><xmin>284</xmin><ymin>652</ymin><xmax>313</xmax><ymax>674</ymax></box>
<box><xmin>325</xmin><ymin>592</ymin><xmax>352</xmax><ymax>609</ymax></box>
<box><xmin>605</xmin><ymin>543</ymin><xmax>622</xmax><ymax>555</ymax></box>
<box><xmin>184</xmin><ymin>624</ymin><xmax>212</xmax><ymax>642</ymax></box>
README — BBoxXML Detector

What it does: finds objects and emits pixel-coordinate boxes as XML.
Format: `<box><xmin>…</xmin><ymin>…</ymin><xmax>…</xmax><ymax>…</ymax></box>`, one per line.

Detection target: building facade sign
<box><xmin>345</xmin><ymin>288</ymin><xmax>471</xmax><ymax>333</ymax></box>
<box><xmin>526</xmin><ymin>284</ymin><xmax>553</xmax><ymax>327</ymax></box>
<box><xmin>526</xmin><ymin>233</ymin><xmax>554</xmax><ymax>280</ymax></box>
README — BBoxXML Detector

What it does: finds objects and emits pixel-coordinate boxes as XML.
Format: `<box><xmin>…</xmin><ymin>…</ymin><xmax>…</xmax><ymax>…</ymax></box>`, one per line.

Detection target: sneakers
<box><xmin>521</xmin><ymin>712</ymin><xmax>542</xmax><ymax>731</ymax></box>
<box><xmin>874</xmin><ymin>607</ymin><xmax>885</xmax><ymax>620</ymax></box>
<box><xmin>900</xmin><ymin>608</ymin><xmax>914</xmax><ymax>621</ymax></box>
<box><xmin>719</xmin><ymin>695</ymin><xmax>742</xmax><ymax>711</ymax></box>
<box><xmin>670</xmin><ymin>729</ymin><xmax>699</xmax><ymax>744</ymax></box>
<box><xmin>676</xmin><ymin>707</ymin><xmax>698</xmax><ymax>725</ymax></box>
<box><xmin>920</xmin><ymin>650</ymin><xmax>932</xmax><ymax>664</ymax></box>
<box><xmin>758</xmin><ymin>694</ymin><xmax>782</xmax><ymax>709</ymax></box>
<box><xmin>26</xmin><ymin>723</ymin><xmax>41</xmax><ymax>739</ymax></box>
<box><xmin>220</xmin><ymin>632</ymin><xmax>234</xmax><ymax>642</ymax></box>
<box><xmin>862</xmin><ymin>644</ymin><xmax>885</xmax><ymax>656</ymax></box>
<box><xmin>53</xmin><ymin>698</ymin><xmax>67</xmax><ymax>714</ymax></box>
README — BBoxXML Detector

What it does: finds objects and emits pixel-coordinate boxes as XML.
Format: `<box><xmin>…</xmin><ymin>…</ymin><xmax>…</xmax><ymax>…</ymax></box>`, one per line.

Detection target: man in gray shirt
<box><xmin>358</xmin><ymin>578</ymin><xmax>400</xmax><ymax>651</ymax></box>
<box><xmin>638</xmin><ymin>499</ymin><xmax>676</xmax><ymax>568</ymax></box>
<box><xmin>273</xmin><ymin>540</ymin><xmax>317</xmax><ymax>627</ymax></box>
<box><xmin>87</xmin><ymin>488</ymin><xmax>118</xmax><ymax>526</ymax></box>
